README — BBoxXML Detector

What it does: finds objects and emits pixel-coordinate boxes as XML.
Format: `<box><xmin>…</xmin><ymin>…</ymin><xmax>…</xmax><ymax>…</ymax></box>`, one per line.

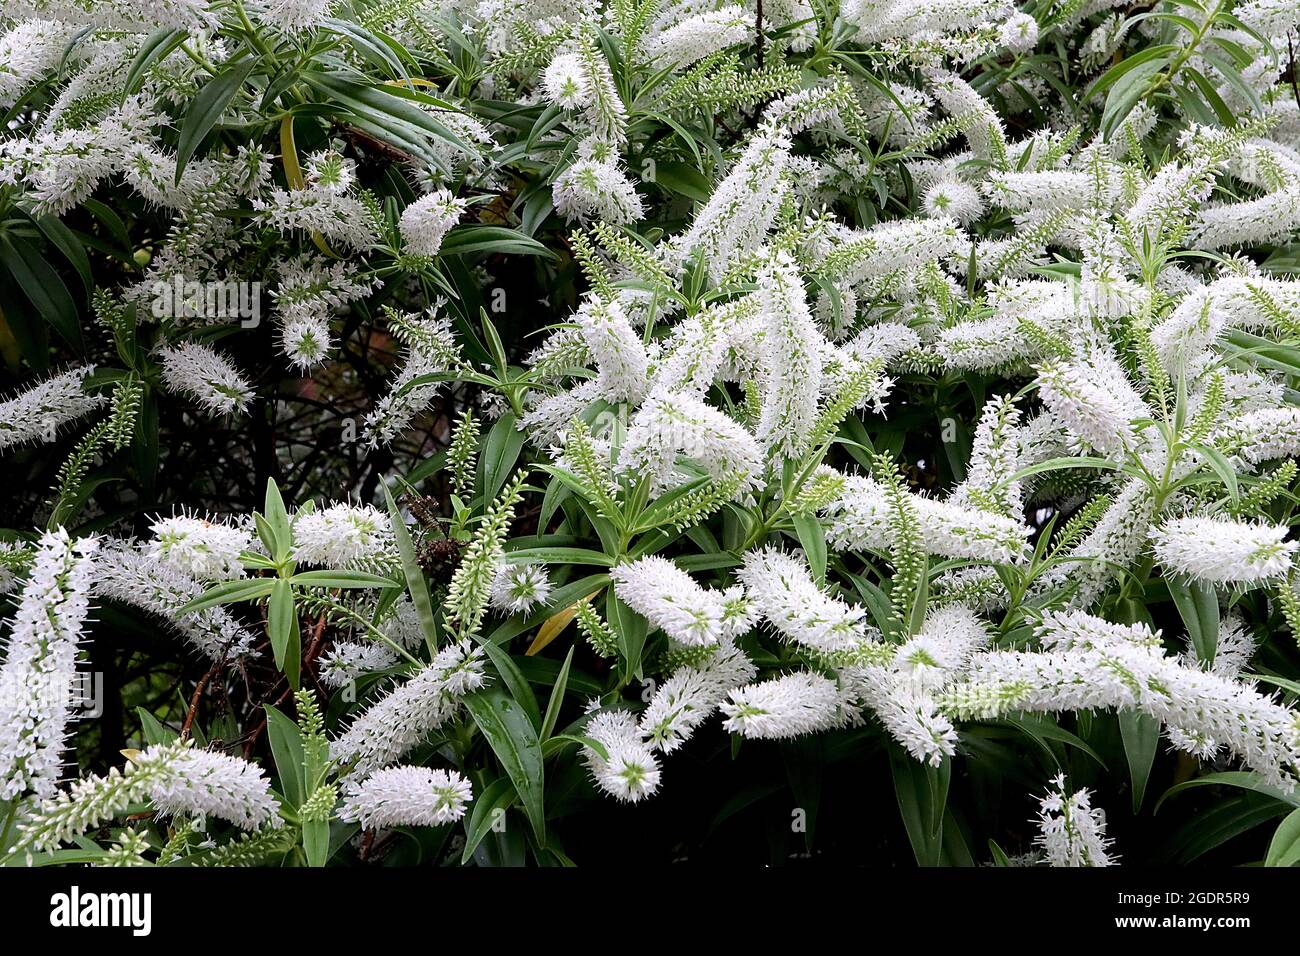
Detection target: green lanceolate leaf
<box><xmin>464</xmin><ymin>687</ymin><xmax>546</xmax><ymax>846</ymax></box>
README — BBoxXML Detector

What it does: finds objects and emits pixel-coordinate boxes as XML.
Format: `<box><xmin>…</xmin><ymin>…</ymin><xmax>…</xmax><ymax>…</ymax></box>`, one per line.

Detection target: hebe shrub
<box><xmin>2</xmin><ymin>0</ymin><xmax>1300</xmax><ymax>867</ymax></box>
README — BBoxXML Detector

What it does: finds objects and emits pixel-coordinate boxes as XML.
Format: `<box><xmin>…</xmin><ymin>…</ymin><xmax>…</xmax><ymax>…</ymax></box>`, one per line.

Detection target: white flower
<box><xmin>137</xmin><ymin>744</ymin><xmax>281</xmax><ymax>830</ymax></box>
<box><xmin>999</xmin><ymin>12</ymin><xmax>1039</xmax><ymax>53</ymax></box>
<box><xmin>363</xmin><ymin>312</ymin><xmax>461</xmax><ymax>446</ymax></box>
<box><xmin>158</xmin><ymin>343</ymin><xmax>254</xmax><ymax>416</ymax></box>
<box><xmin>256</xmin><ymin>153</ymin><xmax>376</xmax><ymax>251</ymax></box>
<box><xmin>582</xmin><ymin>710</ymin><xmax>661</xmax><ymax>802</ymax></box>
<box><xmin>331</xmin><ymin>641</ymin><xmax>485</xmax><ymax>774</ymax></box>
<box><xmin>822</xmin><ymin>473</ymin><xmax>1030</xmax><ymax>563</ymax></box>
<box><xmin>340</xmin><ymin>767</ymin><xmax>473</xmax><ymax>828</ymax></box>
<box><xmin>618</xmin><ymin>393</ymin><xmax>764</xmax><ymax>494</ymax></box>
<box><xmin>721</xmin><ymin>671</ymin><xmax>849</xmax><ymax>739</ymax></box>
<box><xmin>895</xmin><ymin>605</ymin><xmax>989</xmax><ymax>692</ymax></box>
<box><xmin>644</xmin><ymin>7</ymin><xmax>752</xmax><ymax>68</ymax></box>
<box><xmin>755</xmin><ymin>250</ymin><xmax>825</xmax><ymax>459</ymax></box>
<box><xmin>640</xmin><ymin>643</ymin><xmax>757</xmax><ymax>752</ymax></box>
<box><xmin>1035</xmin><ymin>774</ymin><xmax>1114</xmax><ymax>866</ymax></box>
<box><xmin>0</xmin><ymin>19</ymin><xmax>79</xmax><ymax>110</ymax></box>
<box><xmin>292</xmin><ymin>503</ymin><xmax>395</xmax><ymax>569</ymax></box>
<box><xmin>542</xmin><ymin>52</ymin><xmax>590</xmax><ymax>109</ymax></box>
<box><xmin>490</xmin><ymin>562</ymin><xmax>553</xmax><ymax>614</ymax></box>
<box><xmin>963</xmin><ymin>611</ymin><xmax>1300</xmax><ymax>791</ymax></box>
<box><xmin>0</xmin><ymin>529</ymin><xmax>97</xmax><ymax>801</ymax></box>
<box><xmin>923</xmin><ymin>179</ymin><xmax>985</xmax><ymax>225</ymax></box>
<box><xmin>553</xmin><ymin>158</ymin><xmax>643</xmax><ymax>225</ymax></box>
<box><xmin>94</xmin><ymin>539</ymin><xmax>258</xmax><ymax>661</ymax></box>
<box><xmin>0</xmin><ymin>366</ymin><xmax>106</xmax><ymax>450</ymax></box>
<box><xmin>676</xmin><ymin>123</ymin><xmax>792</xmax><ymax>279</ymax></box>
<box><xmin>279</xmin><ymin>312</ymin><xmax>333</xmax><ymax>369</ymax></box>
<box><xmin>1035</xmin><ymin>349</ymin><xmax>1148</xmax><ymax>457</ymax></box>
<box><xmin>399</xmin><ymin>188</ymin><xmax>465</xmax><ymax>257</ymax></box>
<box><xmin>610</xmin><ymin>556</ymin><xmax>725</xmax><ymax>646</ymax></box>
<box><xmin>319</xmin><ymin>641</ymin><xmax>400</xmax><ymax>689</ymax></box>
<box><xmin>1152</xmin><ymin>516</ymin><xmax>1297</xmax><ymax>585</ymax></box>
<box><xmin>261</xmin><ymin>0</ymin><xmax>335</xmax><ymax>33</ymax></box>
<box><xmin>149</xmin><ymin>515</ymin><xmax>251</xmax><ymax>581</ymax></box>
<box><xmin>1214</xmin><ymin>407</ymin><xmax>1300</xmax><ymax>466</ymax></box>
<box><xmin>738</xmin><ymin>547</ymin><xmax>873</xmax><ymax>653</ymax></box>
<box><xmin>575</xmin><ymin>296</ymin><xmax>649</xmax><ymax>403</ymax></box>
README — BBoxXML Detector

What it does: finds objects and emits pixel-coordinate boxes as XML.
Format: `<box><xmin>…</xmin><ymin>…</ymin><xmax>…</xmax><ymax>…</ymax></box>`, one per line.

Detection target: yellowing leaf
<box><xmin>525</xmin><ymin>590</ymin><xmax>602</xmax><ymax>656</ymax></box>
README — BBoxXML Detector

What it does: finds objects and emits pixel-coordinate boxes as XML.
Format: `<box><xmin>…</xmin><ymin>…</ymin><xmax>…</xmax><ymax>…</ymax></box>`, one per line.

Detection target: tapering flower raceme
<box><xmin>271</xmin><ymin>254</ymin><xmax>377</xmax><ymax>331</ymax></box>
<box><xmin>255</xmin><ymin>151</ymin><xmax>377</xmax><ymax>251</ymax></box>
<box><xmin>363</xmin><ymin>311</ymin><xmax>462</xmax><ymax>446</ymax></box>
<box><xmin>292</xmin><ymin>503</ymin><xmax>395</xmax><ymax>570</ymax></box>
<box><xmin>1035</xmin><ymin>349</ymin><xmax>1148</xmax><ymax>457</ymax></box>
<box><xmin>955</xmin><ymin>612</ymin><xmax>1300</xmax><ymax>791</ymax></box>
<box><xmin>7</xmin><ymin>0</ymin><xmax>217</xmax><ymax>30</ymax></box>
<box><xmin>446</xmin><ymin>474</ymin><xmax>525</xmax><ymax>637</ymax></box>
<box><xmin>1036</xmin><ymin>610</ymin><xmax>1163</xmax><ymax>653</ymax></box>
<box><xmin>925</xmin><ymin>69</ymin><xmax>1008</xmax><ymax>162</ymax></box>
<box><xmin>618</xmin><ymin>393</ymin><xmax>764</xmax><ymax>494</ymax></box>
<box><xmin>721</xmin><ymin>671</ymin><xmax>850</xmax><ymax>739</ymax></box>
<box><xmin>0</xmin><ymin>18</ymin><xmax>78</xmax><ymax>109</ymax></box>
<box><xmin>553</xmin><ymin>157</ymin><xmax>644</xmax><ymax>226</ymax></box>
<box><xmin>582</xmin><ymin>709</ymin><xmax>661</xmax><ymax>802</ymax></box>
<box><xmin>738</xmin><ymin>548</ymin><xmax>874</xmax><ymax>653</ymax></box>
<box><xmin>1035</xmin><ymin>476</ymin><xmax>1156</xmax><ymax>608</ymax></box>
<box><xmin>339</xmin><ymin>767</ymin><xmax>473</xmax><ymax>828</ymax></box>
<box><xmin>853</xmin><ymin>673</ymin><xmax>959</xmax><ymax>767</ymax></box>
<box><xmin>399</xmin><ymin>188</ymin><xmax>465</xmax><ymax>257</ymax></box>
<box><xmin>490</xmin><ymin>561</ymin><xmax>553</xmax><ymax>614</ymax></box>
<box><xmin>331</xmin><ymin>641</ymin><xmax>486</xmax><ymax>774</ymax></box>
<box><xmin>1193</xmin><ymin>142</ymin><xmax>1300</xmax><ymax>250</ymax></box>
<box><xmin>94</xmin><ymin>539</ymin><xmax>258</xmax><ymax>661</ymax></box>
<box><xmin>0</xmin><ymin>365</ymin><xmax>106</xmax><ymax>450</ymax></box>
<box><xmin>611</xmin><ymin>556</ymin><xmax>728</xmax><ymax>646</ymax></box>
<box><xmin>158</xmin><ymin>342</ymin><xmax>254</xmax><ymax>416</ymax></box>
<box><xmin>142</xmin><ymin>745</ymin><xmax>282</xmax><ymax>830</ymax></box>
<box><xmin>643</xmin><ymin>7</ymin><xmax>752</xmax><ymax>68</ymax></box>
<box><xmin>819</xmin><ymin>217</ymin><xmax>965</xmax><ymax>286</ymax></box>
<box><xmin>149</xmin><ymin>515</ymin><xmax>251</xmax><ymax>581</ymax></box>
<box><xmin>1183</xmin><ymin>613</ymin><xmax>1257</xmax><ymax>679</ymax></box>
<box><xmin>845</xmin><ymin>0</ymin><xmax>1017</xmax><ymax>44</ymax></box>
<box><xmin>950</xmin><ymin>396</ymin><xmax>1022</xmax><ymax>515</ymax></box>
<box><xmin>1214</xmin><ymin>407</ymin><xmax>1300</xmax><ymax>466</ymax></box>
<box><xmin>640</xmin><ymin>642</ymin><xmax>758</xmax><ymax>753</ymax></box>
<box><xmin>542</xmin><ymin>36</ymin><xmax>626</xmax><ymax>143</ymax></box>
<box><xmin>13</xmin><ymin>740</ymin><xmax>273</xmax><ymax>856</ymax></box>
<box><xmin>755</xmin><ymin>250</ymin><xmax>825</xmax><ymax>459</ymax></box>
<box><xmin>575</xmin><ymin>296</ymin><xmax>650</xmax><ymax>403</ymax></box>
<box><xmin>822</xmin><ymin>473</ymin><xmax>1030</xmax><ymax>563</ymax></box>
<box><xmin>649</xmin><ymin>297</ymin><xmax>760</xmax><ymax>400</ymax></box>
<box><xmin>1035</xmin><ymin>774</ymin><xmax>1114</xmax><ymax>867</ymax></box>
<box><xmin>0</xmin><ymin>529</ymin><xmax>97</xmax><ymax>801</ymax></box>
<box><xmin>1151</xmin><ymin>516</ymin><xmax>1297</xmax><ymax>585</ymax></box>
<box><xmin>676</xmin><ymin>122</ymin><xmax>792</xmax><ymax>279</ymax></box>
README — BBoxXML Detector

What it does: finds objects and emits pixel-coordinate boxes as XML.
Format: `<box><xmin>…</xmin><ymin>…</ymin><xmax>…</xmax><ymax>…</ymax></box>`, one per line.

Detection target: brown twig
<box><xmin>180</xmin><ymin>661</ymin><xmax>223</xmax><ymax>740</ymax></box>
<box><xmin>755</xmin><ymin>0</ymin><xmax>765</xmax><ymax>70</ymax></box>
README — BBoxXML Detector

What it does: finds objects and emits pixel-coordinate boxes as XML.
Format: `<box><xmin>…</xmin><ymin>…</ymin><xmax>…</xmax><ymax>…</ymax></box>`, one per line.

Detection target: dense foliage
<box><xmin>5</xmin><ymin>0</ymin><xmax>1300</xmax><ymax>867</ymax></box>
